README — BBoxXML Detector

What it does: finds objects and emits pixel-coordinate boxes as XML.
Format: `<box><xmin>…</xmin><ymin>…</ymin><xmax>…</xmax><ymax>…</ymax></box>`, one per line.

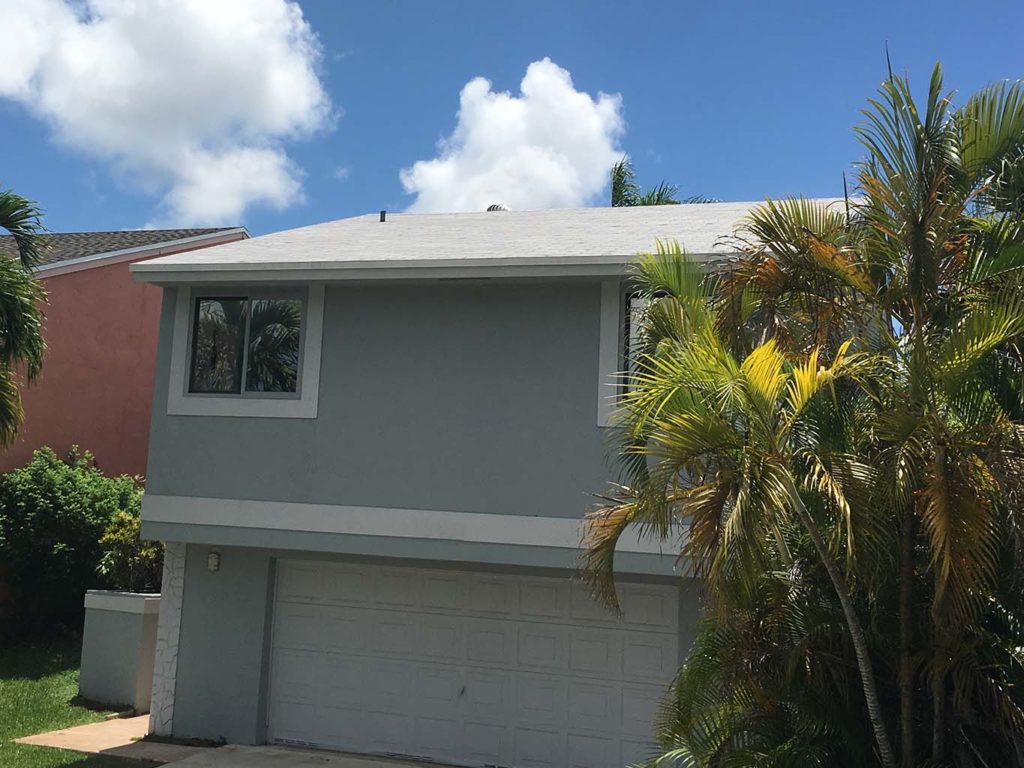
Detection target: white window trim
<box><xmin>167</xmin><ymin>285</ymin><xmax>324</xmax><ymax>418</ymax></box>
<box><xmin>596</xmin><ymin>280</ymin><xmax>624</xmax><ymax>427</ymax></box>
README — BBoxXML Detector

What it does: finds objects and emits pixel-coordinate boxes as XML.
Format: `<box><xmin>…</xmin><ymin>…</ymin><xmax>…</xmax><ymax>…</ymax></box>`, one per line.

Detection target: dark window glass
<box><xmin>245</xmin><ymin>298</ymin><xmax>302</xmax><ymax>393</ymax></box>
<box><xmin>188</xmin><ymin>298</ymin><xmax>247</xmax><ymax>393</ymax></box>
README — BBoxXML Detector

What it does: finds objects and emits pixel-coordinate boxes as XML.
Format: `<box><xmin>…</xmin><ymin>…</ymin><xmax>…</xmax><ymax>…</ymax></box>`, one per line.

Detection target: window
<box><xmin>624</xmin><ymin>291</ymin><xmax>650</xmax><ymax>371</ymax></box>
<box><xmin>188</xmin><ymin>296</ymin><xmax>304</xmax><ymax>395</ymax></box>
<box><xmin>597</xmin><ymin>283</ymin><xmax>664</xmax><ymax>426</ymax></box>
<box><xmin>167</xmin><ymin>285</ymin><xmax>325</xmax><ymax>419</ymax></box>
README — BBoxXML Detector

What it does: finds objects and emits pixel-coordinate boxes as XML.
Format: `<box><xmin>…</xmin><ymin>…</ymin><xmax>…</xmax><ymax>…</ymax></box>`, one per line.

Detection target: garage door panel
<box><xmin>372</xmin><ymin>616</ymin><xmax>419</xmax><ymax>655</ymax></box>
<box><xmin>465</xmin><ymin>669</ymin><xmax>512</xmax><ymax>718</ymax></box>
<box><xmin>315</xmin><ymin>705</ymin><xmax>366</xmax><ymax>748</ymax></box>
<box><xmin>364</xmin><ymin>711</ymin><xmax>414</xmax><ymax>754</ymax></box>
<box><xmin>569</xmin><ymin>628</ymin><xmax>621</xmax><ymax>676</ymax></box>
<box><xmin>568</xmin><ymin>733</ymin><xmax>617</xmax><ymax>768</ymax></box>
<box><xmin>273</xmin><ymin>603</ymin><xmax>322</xmax><ymax>650</ymax></box>
<box><xmin>422</xmin><ymin>571</ymin><xmax>469</xmax><ymax>610</ymax></box>
<box><xmin>417</xmin><ymin>666</ymin><xmax>462</xmax><ymax>707</ymax></box>
<box><xmin>621</xmin><ymin>738</ymin><xmax>656</xmax><ymax>767</ymax></box>
<box><xmin>365</xmin><ymin>660</ymin><xmax>418</xmax><ymax>713</ymax></box>
<box><xmin>568</xmin><ymin>681</ymin><xmax>618</xmax><ymax>730</ymax></box>
<box><xmin>519</xmin><ymin>579</ymin><xmax>568</xmax><ymax>618</ymax></box>
<box><xmin>323</xmin><ymin>566</ymin><xmax>375</xmax><ymax>606</ymax></box>
<box><xmin>623</xmin><ymin>632</ymin><xmax>678</xmax><ymax>680</ymax></box>
<box><xmin>463</xmin><ymin>721</ymin><xmax>509</xmax><ymax>764</ymax></box>
<box><xmin>517</xmin><ymin>625</ymin><xmax>568</xmax><ymax>671</ymax></box>
<box><xmin>568</xmin><ymin>586</ymin><xmax>620</xmax><ymax>625</ymax></box>
<box><xmin>322</xmin><ymin>610</ymin><xmax>369</xmax><ymax>652</ymax></box>
<box><xmin>270</xmin><ymin>649</ymin><xmax>321</xmax><ymax>702</ymax></box>
<box><xmin>375</xmin><ymin>567</ymin><xmax>419</xmax><ymax>606</ymax></box>
<box><xmin>515</xmin><ymin>728</ymin><xmax>565</xmax><ymax>768</ymax></box>
<box><xmin>516</xmin><ymin>675</ymin><xmax>568</xmax><ymax>726</ymax></box>
<box><xmin>321</xmin><ymin>657</ymin><xmax>365</xmax><ymax>705</ymax></box>
<box><xmin>621</xmin><ymin>686</ymin><xmax>666</xmax><ymax>737</ymax></box>
<box><xmin>270</xmin><ymin>700</ymin><xmax>318</xmax><ymax>743</ymax></box>
<box><xmin>270</xmin><ymin>561</ymin><xmax>679</xmax><ymax>766</ymax></box>
<box><xmin>419</xmin><ymin>616</ymin><xmax>464</xmax><ymax>660</ymax></box>
<box><xmin>276</xmin><ymin>562</ymin><xmax>329</xmax><ymax>603</ymax></box>
<box><xmin>619</xmin><ymin>584</ymin><xmax>678</xmax><ymax>630</ymax></box>
<box><xmin>469</xmin><ymin>576</ymin><xmax>516</xmax><ymax>614</ymax></box>
<box><xmin>415</xmin><ymin>716</ymin><xmax>461</xmax><ymax>756</ymax></box>
<box><xmin>466</xmin><ymin>617</ymin><xmax>515</xmax><ymax>664</ymax></box>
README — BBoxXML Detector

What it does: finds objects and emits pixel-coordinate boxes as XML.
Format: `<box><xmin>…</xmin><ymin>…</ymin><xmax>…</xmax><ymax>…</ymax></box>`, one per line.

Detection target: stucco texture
<box><xmin>146</xmin><ymin>280</ymin><xmax>613</xmax><ymax>519</ymax></box>
<box><xmin>0</xmin><ymin>260</ymin><xmax>161</xmax><ymax>477</ymax></box>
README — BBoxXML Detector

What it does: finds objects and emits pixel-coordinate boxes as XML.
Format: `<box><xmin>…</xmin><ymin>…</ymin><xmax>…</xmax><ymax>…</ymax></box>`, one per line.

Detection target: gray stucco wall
<box><xmin>146</xmin><ymin>280</ymin><xmax>613</xmax><ymax>518</ymax></box>
<box><xmin>172</xmin><ymin>545</ymin><xmax>274</xmax><ymax>744</ymax></box>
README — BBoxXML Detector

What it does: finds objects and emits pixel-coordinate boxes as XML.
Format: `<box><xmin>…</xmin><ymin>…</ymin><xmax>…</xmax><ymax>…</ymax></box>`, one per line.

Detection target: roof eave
<box><xmin>36</xmin><ymin>228</ymin><xmax>250</xmax><ymax>278</ymax></box>
<box><xmin>130</xmin><ymin>251</ymin><xmax>729</xmax><ymax>285</ymax></box>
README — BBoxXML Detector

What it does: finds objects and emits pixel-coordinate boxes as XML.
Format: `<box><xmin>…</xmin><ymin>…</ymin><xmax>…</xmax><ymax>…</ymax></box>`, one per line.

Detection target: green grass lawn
<box><xmin>0</xmin><ymin>634</ymin><xmax>139</xmax><ymax>767</ymax></box>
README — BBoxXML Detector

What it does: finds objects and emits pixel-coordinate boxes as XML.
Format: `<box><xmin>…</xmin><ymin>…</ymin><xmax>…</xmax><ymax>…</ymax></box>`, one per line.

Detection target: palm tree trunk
<box><xmin>788</xmin><ymin>482</ymin><xmax>897</xmax><ymax>768</ymax></box>
<box><xmin>932</xmin><ymin>567</ymin><xmax>946</xmax><ymax>765</ymax></box>
<box><xmin>932</xmin><ymin>675</ymin><xmax>945</xmax><ymax>764</ymax></box>
<box><xmin>899</xmin><ymin>508</ymin><xmax>915</xmax><ymax>767</ymax></box>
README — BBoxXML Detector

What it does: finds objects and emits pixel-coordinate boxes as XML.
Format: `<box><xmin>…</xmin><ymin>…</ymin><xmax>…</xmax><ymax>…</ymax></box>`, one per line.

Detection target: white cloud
<box><xmin>0</xmin><ymin>0</ymin><xmax>332</xmax><ymax>225</ymax></box>
<box><xmin>400</xmin><ymin>58</ymin><xmax>624</xmax><ymax>213</ymax></box>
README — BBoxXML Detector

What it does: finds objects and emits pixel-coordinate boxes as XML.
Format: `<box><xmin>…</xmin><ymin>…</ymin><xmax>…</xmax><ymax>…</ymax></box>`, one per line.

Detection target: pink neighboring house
<box><xmin>0</xmin><ymin>227</ymin><xmax>248</xmax><ymax>478</ymax></box>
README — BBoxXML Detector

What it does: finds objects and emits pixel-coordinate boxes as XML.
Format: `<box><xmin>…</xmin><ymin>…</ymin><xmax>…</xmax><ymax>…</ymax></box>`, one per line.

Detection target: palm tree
<box><xmin>584</xmin><ymin>247</ymin><xmax>898</xmax><ymax>766</ymax></box>
<box><xmin>610</xmin><ymin>157</ymin><xmax>716</xmax><ymax>207</ymax></box>
<box><xmin>584</xmin><ymin>64</ymin><xmax>1024</xmax><ymax>767</ymax></box>
<box><xmin>723</xmin><ymin>65</ymin><xmax>1024</xmax><ymax>765</ymax></box>
<box><xmin>0</xmin><ymin>188</ymin><xmax>46</xmax><ymax>445</ymax></box>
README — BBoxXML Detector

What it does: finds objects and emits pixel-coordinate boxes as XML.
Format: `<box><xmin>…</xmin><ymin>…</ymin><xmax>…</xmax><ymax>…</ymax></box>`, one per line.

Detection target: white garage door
<box><xmin>268</xmin><ymin>560</ymin><xmax>679</xmax><ymax>768</ymax></box>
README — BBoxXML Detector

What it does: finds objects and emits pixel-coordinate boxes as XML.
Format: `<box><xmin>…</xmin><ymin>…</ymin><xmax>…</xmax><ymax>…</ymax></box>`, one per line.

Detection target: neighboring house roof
<box><xmin>132</xmin><ymin>200</ymin><xmax>846</xmax><ymax>283</ymax></box>
<box><xmin>0</xmin><ymin>228</ymin><xmax>248</xmax><ymax>276</ymax></box>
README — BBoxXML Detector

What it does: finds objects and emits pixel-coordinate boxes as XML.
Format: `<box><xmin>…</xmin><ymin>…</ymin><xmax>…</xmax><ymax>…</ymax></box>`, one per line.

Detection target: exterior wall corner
<box><xmin>149</xmin><ymin>541</ymin><xmax>186</xmax><ymax>735</ymax></box>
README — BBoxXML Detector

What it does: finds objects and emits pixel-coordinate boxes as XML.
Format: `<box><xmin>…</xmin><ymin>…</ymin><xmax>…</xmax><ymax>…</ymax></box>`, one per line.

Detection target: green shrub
<box><xmin>0</xmin><ymin>447</ymin><xmax>145</xmax><ymax>636</ymax></box>
<box><xmin>98</xmin><ymin>510</ymin><xmax>162</xmax><ymax>593</ymax></box>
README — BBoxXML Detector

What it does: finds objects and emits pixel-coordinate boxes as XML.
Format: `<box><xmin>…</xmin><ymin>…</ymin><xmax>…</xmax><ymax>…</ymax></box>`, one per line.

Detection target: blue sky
<box><xmin>2</xmin><ymin>0</ymin><xmax>1022</xmax><ymax>236</ymax></box>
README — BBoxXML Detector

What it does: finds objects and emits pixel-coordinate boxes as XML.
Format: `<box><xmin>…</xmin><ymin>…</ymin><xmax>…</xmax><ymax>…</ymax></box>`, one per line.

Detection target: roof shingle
<box><xmin>133</xmin><ymin>200</ymin><xmax>847</xmax><ymax>281</ymax></box>
<box><xmin>0</xmin><ymin>228</ymin><xmax>239</xmax><ymax>267</ymax></box>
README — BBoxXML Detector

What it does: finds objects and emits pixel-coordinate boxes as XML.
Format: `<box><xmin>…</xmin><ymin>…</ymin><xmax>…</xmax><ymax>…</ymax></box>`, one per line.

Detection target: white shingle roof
<box><xmin>132</xmin><ymin>200</ymin><xmax>845</xmax><ymax>282</ymax></box>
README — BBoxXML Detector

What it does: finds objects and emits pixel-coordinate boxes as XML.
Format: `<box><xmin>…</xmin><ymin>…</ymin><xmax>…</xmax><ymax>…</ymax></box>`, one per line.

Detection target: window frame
<box><xmin>167</xmin><ymin>284</ymin><xmax>324</xmax><ymax>419</ymax></box>
<box><xmin>596</xmin><ymin>280</ymin><xmax>627</xmax><ymax>427</ymax></box>
<box><xmin>186</xmin><ymin>289</ymin><xmax>307</xmax><ymax>399</ymax></box>
<box><xmin>596</xmin><ymin>283</ymin><xmax>673</xmax><ymax>426</ymax></box>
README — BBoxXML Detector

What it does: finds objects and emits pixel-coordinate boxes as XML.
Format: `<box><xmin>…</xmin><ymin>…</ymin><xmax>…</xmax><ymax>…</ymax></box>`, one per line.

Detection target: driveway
<box><xmin>169</xmin><ymin>745</ymin><xmax>459</xmax><ymax>768</ymax></box>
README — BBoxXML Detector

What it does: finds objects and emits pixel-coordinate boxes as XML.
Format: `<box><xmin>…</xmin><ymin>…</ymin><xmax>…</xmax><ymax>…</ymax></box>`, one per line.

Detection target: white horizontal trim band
<box><xmin>142</xmin><ymin>495</ymin><xmax>674</xmax><ymax>556</ymax></box>
<box><xmin>84</xmin><ymin>590</ymin><xmax>161</xmax><ymax>614</ymax></box>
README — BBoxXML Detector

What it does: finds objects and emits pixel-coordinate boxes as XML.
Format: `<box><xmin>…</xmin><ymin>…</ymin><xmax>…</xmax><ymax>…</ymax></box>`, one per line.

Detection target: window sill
<box><xmin>167</xmin><ymin>394</ymin><xmax>318</xmax><ymax>419</ymax></box>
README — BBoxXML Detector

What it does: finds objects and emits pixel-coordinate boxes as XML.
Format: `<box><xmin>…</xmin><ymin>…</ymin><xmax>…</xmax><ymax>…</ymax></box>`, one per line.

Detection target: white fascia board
<box><xmin>37</xmin><ymin>229</ymin><xmax>249</xmax><ymax>279</ymax></box>
<box><xmin>131</xmin><ymin>256</ymin><xmax>637</xmax><ymax>285</ymax></box>
<box><xmin>131</xmin><ymin>251</ymin><xmax>726</xmax><ymax>285</ymax></box>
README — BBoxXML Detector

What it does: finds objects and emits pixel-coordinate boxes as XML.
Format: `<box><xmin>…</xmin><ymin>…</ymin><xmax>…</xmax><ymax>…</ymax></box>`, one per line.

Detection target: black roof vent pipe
<box><xmin>380</xmin><ymin>210</ymin><xmax>386</xmax><ymax>222</ymax></box>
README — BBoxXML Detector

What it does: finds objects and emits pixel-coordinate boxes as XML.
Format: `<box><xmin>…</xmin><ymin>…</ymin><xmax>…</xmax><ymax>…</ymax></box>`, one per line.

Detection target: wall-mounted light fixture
<box><xmin>207</xmin><ymin>549</ymin><xmax>221</xmax><ymax>573</ymax></box>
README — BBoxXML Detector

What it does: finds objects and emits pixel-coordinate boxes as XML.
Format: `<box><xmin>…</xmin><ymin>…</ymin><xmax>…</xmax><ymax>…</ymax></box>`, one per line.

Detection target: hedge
<box><xmin>0</xmin><ymin>447</ymin><xmax>160</xmax><ymax>639</ymax></box>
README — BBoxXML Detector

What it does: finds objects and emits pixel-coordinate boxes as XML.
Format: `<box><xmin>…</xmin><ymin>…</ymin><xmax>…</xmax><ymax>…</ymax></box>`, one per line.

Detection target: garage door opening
<box><xmin>268</xmin><ymin>560</ymin><xmax>679</xmax><ymax>768</ymax></box>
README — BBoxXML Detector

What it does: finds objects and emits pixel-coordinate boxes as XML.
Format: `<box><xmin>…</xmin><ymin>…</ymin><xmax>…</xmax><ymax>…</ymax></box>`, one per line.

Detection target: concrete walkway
<box><xmin>19</xmin><ymin>717</ymin><xmax>458</xmax><ymax>768</ymax></box>
<box><xmin>167</xmin><ymin>745</ymin><xmax>456</xmax><ymax>768</ymax></box>
<box><xmin>16</xmin><ymin>715</ymin><xmax>207</xmax><ymax>764</ymax></box>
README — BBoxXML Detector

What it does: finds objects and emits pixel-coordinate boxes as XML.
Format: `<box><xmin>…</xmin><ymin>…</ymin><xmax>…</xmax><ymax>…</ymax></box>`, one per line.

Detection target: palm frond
<box><xmin>0</xmin><ymin>188</ymin><xmax>46</xmax><ymax>269</ymax></box>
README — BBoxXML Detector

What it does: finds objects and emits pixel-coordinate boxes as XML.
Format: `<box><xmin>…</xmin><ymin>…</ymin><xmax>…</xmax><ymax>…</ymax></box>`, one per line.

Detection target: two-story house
<box><xmin>133</xmin><ymin>203</ymin><xmax>770</xmax><ymax>768</ymax></box>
